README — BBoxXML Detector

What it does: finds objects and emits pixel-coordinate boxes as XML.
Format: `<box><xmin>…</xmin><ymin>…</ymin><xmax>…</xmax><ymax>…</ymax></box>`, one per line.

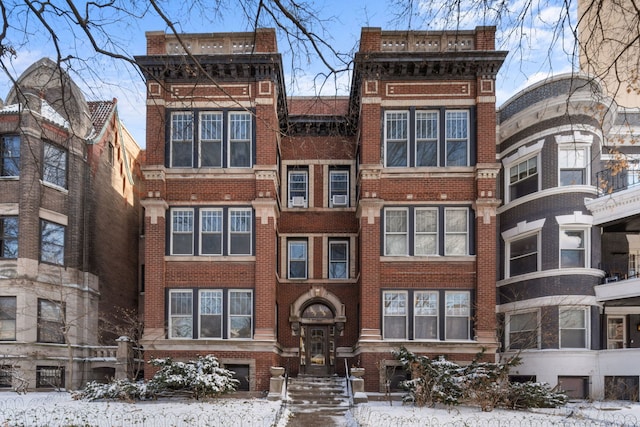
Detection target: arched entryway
<box><xmin>289</xmin><ymin>287</ymin><xmax>346</xmax><ymax>376</ymax></box>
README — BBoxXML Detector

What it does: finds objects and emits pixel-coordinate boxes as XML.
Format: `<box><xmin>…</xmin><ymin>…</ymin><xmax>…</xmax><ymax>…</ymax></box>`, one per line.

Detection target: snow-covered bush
<box><xmin>149</xmin><ymin>355</ymin><xmax>239</xmax><ymax>399</ymax></box>
<box><xmin>507</xmin><ymin>381</ymin><xmax>568</xmax><ymax>409</ymax></box>
<box><xmin>393</xmin><ymin>346</ymin><xmax>568</xmax><ymax>411</ymax></box>
<box><xmin>75</xmin><ymin>354</ymin><xmax>238</xmax><ymax>401</ymax></box>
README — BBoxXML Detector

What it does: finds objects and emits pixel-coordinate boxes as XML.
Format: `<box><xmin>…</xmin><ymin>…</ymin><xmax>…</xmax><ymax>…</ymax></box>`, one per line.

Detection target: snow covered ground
<box><xmin>0</xmin><ymin>391</ymin><xmax>639</xmax><ymax>426</ymax></box>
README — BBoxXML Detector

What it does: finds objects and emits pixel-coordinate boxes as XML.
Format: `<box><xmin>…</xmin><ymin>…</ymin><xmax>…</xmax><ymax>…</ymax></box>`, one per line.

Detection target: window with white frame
<box><xmin>508</xmin><ymin>233</ymin><xmax>539</xmax><ymax>277</ymax></box>
<box><xmin>37</xmin><ymin>299</ymin><xmax>64</xmax><ymax>343</ymax></box>
<box><xmin>0</xmin><ymin>217</ymin><xmax>18</xmax><ymax>259</ymax></box>
<box><xmin>445</xmin><ymin>111</ymin><xmax>469</xmax><ymax>166</ymax></box>
<box><xmin>559</xmin><ymin>307</ymin><xmax>588</xmax><ymax>348</ymax></box>
<box><xmin>169</xmin><ymin>110</ymin><xmax>253</xmax><ymax>168</ymax></box>
<box><xmin>445</xmin><ymin>291</ymin><xmax>470</xmax><ymax>340</ymax></box>
<box><xmin>444</xmin><ymin>208</ymin><xmax>468</xmax><ymax>256</ymax></box>
<box><xmin>171</xmin><ymin>209</ymin><xmax>194</xmax><ymax>255</ymax></box>
<box><xmin>415</xmin><ymin>208</ymin><xmax>438</xmax><ymax>255</ymax></box>
<box><xmin>385</xmin><ymin>208</ymin><xmax>408</xmax><ymax>256</ymax></box>
<box><xmin>229</xmin><ymin>208</ymin><xmax>252</xmax><ymax>255</ymax></box>
<box><xmin>288</xmin><ymin>239</ymin><xmax>307</xmax><ymax>279</ymax></box>
<box><xmin>288</xmin><ymin>169</ymin><xmax>308</xmax><ymax>208</ymax></box>
<box><xmin>169</xmin><ymin>290</ymin><xmax>193</xmax><ymax>338</ymax></box>
<box><xmin>199</xmin><ymin>112</ymin><xmax>222</xmax><ymax>167</ymax></box>
<box><xmin>170</xmin><ymin>111</ymin><xmax>193</xmax><ymax>167</ymax></box>
<box><xmin>507</xmin><ymin>311</ymin><xmax>539</xmax><ymax>349</ymax></box>
<box><xmin>229</xmin><ymin>290</ymin><xmax>252</xmax><ymax>339</ymax></box>
<box><xmin>200</xmin><ymin>209</ymin><xmax>222</xmax><ymax>255</ymax></box>
<box><xmin>559</xmin><ymin>146</ymin><xmax>587</xmax><ymax>186</ymax></box>
<box><xmin>509</xmin><ymin>156</ymin><xmax>538</xmax><ymax>201</ymax></box>
<box><xmin>40</xmin><ymin>220</ymin><xmax>64</xmax><ymax>265</ymax></box>
<box><xmin>385</xmin><ymin>206</ymin><xmax>472</xmax><ymax>257</ymax></box>
<box><xmin>1</xmin><ymin>135</ymin><xmax>20</xmax><ymax>177</ymax></box>
<box><xmin>0</xmin><ymin>297</ymin><xmax>16</xmax><ymax>341</ymax></box>
<box><xmin>384</xmin><ymin>108</ymin><xmax>472</xmax><ymax>167</ymax></box>
<box><xmin>228</xmin><ymin>113</ymin><xmax>252</xmax><ymax>167</ymax></box>
<box><xmin>560</xmin><ymin>229</ymin><xmax>587</xmax><ymax>268</ymax></box>
<box><xmin>170</xmin><ymin>207</ymin><xmax>253</xmax><ymax>256</ymax></box>
<box><xmin>169</xmin><ymin>289</ymin><xmax>253</xmax><ymax>339</ymax></box>
<box><xmin>383</xmin><ymin>291</ymin><xmax>407</xmax><ymax>339</ymax></box>
<box><xmin>199</xmin><ymin>290</ymin><xmax>222</xmax><ymax>338</ymax></box>
<box><xmin>329</xmin><ymin>169</ymin><xmax>349</xmax><ymax>207</ymax></box>
<box><xmin>329</xmin><ymin>240</ymin><xmax>348</xmax><ymax>279</ymax></box>
<box><xmin>414</xmin><ymin>291</ymin><xmax>438</xmax><ymax>340</ymax></box>
<box><xmin>385</xmin><ymin>112</ymin><xmax>409</xmax><ymax>167</ymax></box>
<box><xmin>43</xmin><ymin>142</ymin><xmax>67</xmax><ymax>189</ymax></box>
<box><xmin>416</xmin><ymin>111</ymin><xmax>439</xmax><ymax>166</ymax></box>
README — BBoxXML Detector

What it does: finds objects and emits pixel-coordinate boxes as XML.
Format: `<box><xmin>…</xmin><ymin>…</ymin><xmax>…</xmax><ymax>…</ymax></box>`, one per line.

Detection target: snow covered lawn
<box><xmin>1</xmin><ymin>392</ymin><xmax>640</xmax><ymax>426</ymax></box>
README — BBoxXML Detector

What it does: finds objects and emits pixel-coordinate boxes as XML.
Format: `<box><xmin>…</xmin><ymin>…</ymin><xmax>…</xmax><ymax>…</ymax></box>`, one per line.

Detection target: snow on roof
<box><xmin>41</xmin><ymin>98</ymin><xmax>70</xmax><ymax>128</ymax></box>
<box><xmin>88</xmin><ymin>100</ymin><xmax>115</xmax><ymax>133</ymax></box>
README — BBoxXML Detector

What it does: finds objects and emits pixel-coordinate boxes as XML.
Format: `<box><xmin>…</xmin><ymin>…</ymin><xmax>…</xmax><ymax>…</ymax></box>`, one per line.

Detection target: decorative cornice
<box><xmin>141</xmin><ymin>198</ymin><xmax>169</xmax><ymax>224</ymax></box>
<box><xmin>475</xmin><ymin>163</ymin><xmax>501</xmax><ymax>179</ymax></box>
<box><xmin>142</xmin><ymin>167</ymin><xmax>165</xmax><ymax>182</ymax></box>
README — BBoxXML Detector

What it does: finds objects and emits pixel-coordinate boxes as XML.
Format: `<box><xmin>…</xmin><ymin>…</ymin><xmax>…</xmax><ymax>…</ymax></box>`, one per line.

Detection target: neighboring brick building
<box><xmin>0</xmin><ymin>58</ymin><xmax>142</xmax><ymax>389</ymax></box>
<box><xmin>136</xmin><ymin>27</ymin><xmax>506</xmax><ymax>392</ymax></box>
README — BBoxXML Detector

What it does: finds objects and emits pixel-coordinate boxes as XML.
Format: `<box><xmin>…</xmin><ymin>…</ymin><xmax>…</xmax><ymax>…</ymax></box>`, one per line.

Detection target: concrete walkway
<box><xmin>285</xmin><ymin>376</ymin><xmax>355</xmax><ymax>426</ymax></box>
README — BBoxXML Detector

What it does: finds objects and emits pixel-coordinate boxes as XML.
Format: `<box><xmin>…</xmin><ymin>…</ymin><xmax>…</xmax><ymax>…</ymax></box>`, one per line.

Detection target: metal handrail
<box><xmin>344</xmin><ymin>358</ymin><xmax>354</xmax><ymax>408</ymax></box>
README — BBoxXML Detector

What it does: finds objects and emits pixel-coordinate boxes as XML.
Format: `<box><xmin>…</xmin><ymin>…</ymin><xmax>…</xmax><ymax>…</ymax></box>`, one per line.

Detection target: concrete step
<box><xmin>285</xmin><ymin>376</ymin><xmax>351</xmax><ymax>427</ymax></box>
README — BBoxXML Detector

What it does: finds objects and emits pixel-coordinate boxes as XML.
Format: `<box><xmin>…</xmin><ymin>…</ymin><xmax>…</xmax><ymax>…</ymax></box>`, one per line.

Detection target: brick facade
<box><xmin>137</xmin><ymin>27</ymin><xmax>506</xmax><ymax>392</ymax></box>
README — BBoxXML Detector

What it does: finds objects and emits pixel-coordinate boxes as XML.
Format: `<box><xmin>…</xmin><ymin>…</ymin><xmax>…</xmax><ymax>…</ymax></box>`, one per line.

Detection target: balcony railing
<box><xmin>595</xmin><ymin>168</ymin><xmax>640</xmax><ymax>196</ymax></box>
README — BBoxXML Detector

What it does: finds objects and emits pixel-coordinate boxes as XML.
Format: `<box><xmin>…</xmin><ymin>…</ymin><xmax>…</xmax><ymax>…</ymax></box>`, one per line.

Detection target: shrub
<box><xmin>75</xmin><ymin>354</ymin><xmax>238</xmax><ymax>401</ymax></box>
<box><xmin>394</xmin><ymin>346</ymin><xmax>568</xmax><ymax>411</ymax></box>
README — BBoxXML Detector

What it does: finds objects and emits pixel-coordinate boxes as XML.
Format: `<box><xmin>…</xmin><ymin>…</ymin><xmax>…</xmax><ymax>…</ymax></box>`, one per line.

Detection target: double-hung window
<box><xmin>40</xmin><ymin>220</ymin><xmax>64</xmax><ymax>265</ymax></box>
<box><xmin>445</xmin><ymin>291</ymin><xmax>470</xmax><ymax>340</ymax></box>
<box><xmin>383</xmin><ymin>291</ymin><xmax>407</xmax><ymax>339</ymax></box>
<box><xmin>414</xmin><ymin>291</ymin><xmax>438</xmax><ymax>340</ymax></box>
<box><xmin>170</xmin><ymin>207</ymin><xmax>253</xmax><ymax>256</ymax></box>
<box><xmin>560</xmin><ymin>229</ymin><xmax>586</xmax><ymax>268</ymax></box>
<box><xmin>385</xmin><ymin>208</ymin><xmax>408</xmax><ymax>256</ymax></box>
<box><xmin>169</xmin><ymin>289</ymin><xmax>253</xmax><ymax>339</ymax></box>
<box><xmin>559</xmin><ymin>146</ymin><xmax>587</xmax><ymax>186</ymax></box>
<box><xmin>0</xmin><ymin>217</ymin><xmax>18</xmax><ymax>259</ymax></box>
<box><xmin>43</xmin><ymin>142</ymin><xmax>67</xmax><ymax>189</ymax></box>
<box><xmin>416</xmin><ymin>112</ymin><xmax>439</xmax><ymax>166</ymax></box>
<box><xmin>169</xmin><ymin>110</ymin><xmax>253</xmax><ymax>168</ymax></box>
<box><xmin>559</xmin><ymin>307</ymin><xmax>588</xmax><ymax>348</ymax></box>
<box><xmin>288</xmin><ymin>169</ymin><xmax>308</xmax><ymax>208</ymax></box>
<box><xmin>170</xmin><ymin>112</ymin><xmax>193</xmax><ymax>167</ymax></box>
<box><xmin>37</xmin><ymin>299</ymin><xmax>64</xmax><ymax>343</ymax></box>
<box><xmin>444</xmin><ymin>208</ymin><xmax>468</xmax><ymax>256</ymax></box>
<box><xmin>229</xmin><ymin>209</ymin><xmax>252</xmax><ymax>255</ymax></box>
<box><xmin>384</xmin><ymin>108</ymin><xmax>472</xmax><ymax>167</ymax></box>
<box><xmin>1</xmin><ymin>135</ymin><xmax>20</xmax><ymax>177</ymax></box>
<box><xmin>384</xmin><ymin>207</ymin><xmax>472</xmax><ymax>256</ymax></box>
<box><xmin>509</xmin><ymin>156</ymin><xmax>538</xmax><ymax>200</ymax></box>
<box><xmin>199</xmin><ymin>290</ymin><xmax>222</xmax><ymax>338</ymax></box>
<box><xmin>383</xmin><ymin>290</ymin><xmax>472</xmax><ymax>341</ymax></box>
<box><xmin>415</xmin><ymin>208</ymin><xmax>438</xmax><ymax>255</ymax></box>
<box><xmin>508</xmin><ymin>233</ymin><xmax>539</xmax><ymax>277</ymax></box>
<box><xmin>507</xmin><ymin>311</ymin><xmax>539</xmax><ymax>349</ymax></box>
<box><xmin>385</xmin><ymin>112</ymin><xmax>409</xmax><ymax>167</ymax></box>
<box><xmin>329</xmin><ymin>169</ymin><xmax>349</xmax><ymax>207</ymax></box>
<box><xmin>0</xmin><ymin>297</ymin><xmax>16</xmax><ymax>341</ymax></box>
<box><xmin>229</xmin><ymin>113</ymin><xmax>252</xmax><ymax>167</ymax></box>
<box><xmin>288</xmin><ymin>239</ymin><xmax>308</xmax><ymax>279</ymax></box>
<box><xmin>199</xmin><ymin>112</ymin><xmax>222</xmax><ymax>167</ymax></box>
<box><xmin>171</xmin><ymin>209</ymin><xmax>194</xmax><ymax>255</ymax></box>
<box><xmin>329</xmin><ymin>240</ymin><xmax>348</xmax><ymax>279</ymax></box>
<box><xmin>200</xmin><ymin>209</ymin><xmax>222</xmax><ymax>255</ymax></box>
<box><xmin>229</xmin><ymin>290</ymin><xmax>252</xmax><ymax>339</ymax></box>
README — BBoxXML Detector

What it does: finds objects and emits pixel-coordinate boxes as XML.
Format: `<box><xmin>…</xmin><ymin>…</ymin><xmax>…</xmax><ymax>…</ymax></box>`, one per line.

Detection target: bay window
<box><xmin>559</xmin><ymin>307</ymin><xmax>588</xmax><ymax>349</ymax></box>
<box><xmin>1</xmin><ymin>135</ymin><xmax>20</xmax><ymax>177</ymax></box>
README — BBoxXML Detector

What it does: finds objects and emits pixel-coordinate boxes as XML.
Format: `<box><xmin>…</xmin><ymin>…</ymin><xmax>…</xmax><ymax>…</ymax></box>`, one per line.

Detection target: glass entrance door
<box><xmin>304</xmin><ymin>326</ymin><xmax>330</xmax><ymax>375</ymax></box>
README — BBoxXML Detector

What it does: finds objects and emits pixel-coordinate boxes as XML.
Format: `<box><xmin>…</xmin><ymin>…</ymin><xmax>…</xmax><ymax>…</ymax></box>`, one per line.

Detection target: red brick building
<box><xmin>136</xmin><ymin>26</ymin><xmax>506</xmax><ymax>392</ymax></box>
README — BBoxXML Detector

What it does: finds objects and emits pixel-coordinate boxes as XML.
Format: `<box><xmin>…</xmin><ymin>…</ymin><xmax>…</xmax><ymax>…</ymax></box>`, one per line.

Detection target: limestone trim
<box><xmin>357</xmin><ymin>198</ymin><xmax>384</xmax><ymax>225</ymax></box>
<box><xmin>141</xmin><ymin>198</ymin><xmax>169</xmax><ymax>225</ymax></box>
